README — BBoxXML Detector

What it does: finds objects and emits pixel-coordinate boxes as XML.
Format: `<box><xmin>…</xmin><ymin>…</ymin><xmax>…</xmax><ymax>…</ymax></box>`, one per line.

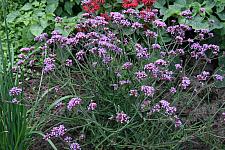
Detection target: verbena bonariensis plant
<box><xmin>16</xmin><ymin>8</ymin><xmax>225</xmax><ymax>149</ymax></box>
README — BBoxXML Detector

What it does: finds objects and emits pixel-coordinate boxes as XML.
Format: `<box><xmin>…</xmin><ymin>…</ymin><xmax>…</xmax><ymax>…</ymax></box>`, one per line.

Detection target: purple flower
<box><xmin>170</xmin><ymin>87</ymin><xmax>176</xmax><ymax>94</ymax></box>
<box><xmin>64</xmin><ymin>136</ymin><xmax>73</xmax><ymax>143</ymax></box>
<box><xmin>49</xmin><ymin>124</ymin><xmax>67</xmax><ymax>138</ymax></box>
<box><xmin>214</xmin><ymin>74</ymin><xmax>224</xmax><ymax>81</ymax></box>
<box><xmin>180</xmin><ymin>76</ymin><xmax>191</xmax><ymax>89</ymax></box>
<box><xmin>155</xmin><ymin>59</ymin><xmax>167</xmax><ymax>66</ymax></box>
<box><xmin>131</xmin><ymin>22</ymin><xmax>143</xmax><ymax>29</ymax></box>
<box><xmin>76</xmin><ymin>50</ymin><xmax>85</xmax><ymax>61</ymax></box>
<box><xmin>144</xmin><ymin>63</ymin><xmax>157</xmax><ymax>71</ymax></box>
<box><xmin>152</xmin><ymin>44</ymin><xmax>161</xmax><ymax>50</ymax></box>
<box><xmin>145</xmin><ymin>30</ymin><xmax>158</xmax><ymax>38</ymax></box>
<box><xmin>176</xmin><ymin>49</ymin><xmax>184</xmax><ymax>55</ymax></box>
<box><xmin>88</xmin><ymin>101</ymin><xmax>97</xmax><ymax>111</ymax></box>
<box><xmin>20</xmin><ymin>47</ymin><xmax>34</xmax><ymax>52</ymax></box>
<box><xmin>55</xmin><ymin>16</ymin><xmax>62</xmax><ymax>23</ymax></box>
<box><xmin>70</xmin><ymin>142</ymin><xmax>81</xmax><ymax>150</ymax></box>
<box><xmin>153</xmin><ymin>20</ymin><xmax>166</xmax><ymax>28</ymax></box>
<box><xmin>174</xmin><ymin>115</ymin><xmax>182</xmax><ymax>127</ymax></box>
<box><xmin>196</xmin><ymin>71</ymin><xmax>210</xmax><ymax>81</ymax></box>
<box><xmin>18</xmin><ymin>54</ymin><xmax>25</xmax><ymax>59</ymax></box>
<box><xmin>129</xmin><ymin>89</ymin><xmax>138</xmax><ymax>97</ymax></box>
<box><xmin>116</xmin><ymin>112</ymin><xmax>129</xmax><ymax>123</ymax></box>
<box><xmin>102</xmin><ymin>56</ymin><xmax>113</xmax><ymax>64</ymax></box>
<box><xmin>122</xmin><ymin>62</ymin><xmax>133</xmax><ymax>70</ymax></box>
<box><xmin>43</xmin><ymin>57</ymin><xmax>55</xmax><ymax>74</ymax></box>
<box><xmin>9</xmin><ymin>87</ymin><xmax>22</xmax><ymax>96</ymax></box>
<box><xmin>119</xmin><ymin>80</ymin><xmax>131</xmax><ymax>85</ymax></box>
<box><xmin>175</xmin><ymin>64</ymin><xmax>182</xmax><ymax>70</ymax></box>
<box><xmin>12</xmin><ymin>98</ymin><xmax>20</xmax><ymax>104</ymax></box>
<box><xmin>17</xmin><ymin>59</ymin><xmax>25</xmax><ymax>66</ymax></box>
<box><xmin>135</xmin><ymin>43</ymin><xmax>149</xmax><ymax>59</ymax></box>
<box><xmin>66</xmin><ymin>59</ymin><xmax>73</xmax><ymax>67</ymax></box>
<box><xmin>181</xmin><ymin>10</ymin><xmax>192</xmax><ymax>19</ymax></box>
<box><xmin>160</xmin><ymin>70</ymin><xmax>173</xmax><ymax>81</ymax></box>
<box><xmin>141</xmin><ymin>85</ymin><xmax>155</xmax><ymax>97</ymax></box>
<box><xmin>67</xmin><ymin>97</ymin><xmax>82</xmax><ymax>111</ymax></box>
<box><xmin>175</xmin><ymin>36</ymin><xmax>183</xmax><ymax>44</ymax></box>
<box><xmin>200</xmin><ymin>8</ymin><xmax>205</xmax><ymax>13</ymax></box>
<box><xmin>34</xmin><ymin>33</ymin><xmax>48</xmax><ymax>42</ymax></box>
<box><xmin>135</xmin><ymin>71</ymin><xmax>148</xmax><ymax>80</ymax></box>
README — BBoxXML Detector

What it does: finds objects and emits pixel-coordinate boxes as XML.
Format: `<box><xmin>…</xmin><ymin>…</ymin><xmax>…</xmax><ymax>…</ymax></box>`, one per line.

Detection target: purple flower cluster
<box><xmin>190</xmin><ymin>43</ymin><xmax>220</xmax><ymax>59</ymax></box>
<box><xmin>145</xmin><ymin>30</ymin><xmax>158</xmax><ymax>38</ymax></box>
<box><xmin>149</xmin><ymin>100</ymin><xmax>182</xmax><ymax>127</ymax></box>
<box><xmin>116</xmin><ymin>111</ymin><xmax>130</xmax><ymax>123</ymax></box>
<box><xmin>9</xmin><ymin>87</ymin><xmax>22</xmax><ymax>96</ymax></box>
<box><xmin>34</xmin><ymin>33</ymin><xmax>48</xmax><ymax>42</ymax></box>
<box><xmin>55</xmin><ymin>16</ymin><xmax>63</xmax><ymax>23</ymax></box>
<box><xmin>67</xmin><ymin>97</ymin><xmax>82</xmax><ymax>111</ymax></box>
<box><xmin>152</xmin><ymin>44</ymin><xmax>161</xmax><ymax>50</ymax></box>
<box><xmin>214</xmin><ymin>74</ymin><xmax>224</xmax><ymax>81</ymax></box>
<box><xmin>43</xmin><ymin>57</ymin><xmax>55</xmax><ymax>74</ymax></box>
<box><xmin>167</xmin><ymin>24</ymin><xmax>190</xmax><ymax>39</ymax></box>
<box><xmin>139</xmin><ymin>9</ymin><xmax>156</xmax><ymax>22</ymax></box>
<box><xmin>141</xmin><ymin>85</ymin><xmax>155</xmax><ymax>97</ymax></box>
<box><xmin>180</xmin><ymin>76</ymin><xmax>191</xmax><ymax>89</ymax></box>
<box><xmin>129</xmin><ymin>89</ymin><xmax>138</xmax><ymax>97</ymax></box>
<box><xmin>153</xmin><ymin>20</ymin><xmax>166</xmax><ymax>28</ymax></box>
<box><xmin>196</xmin><ymin>71</ymin><xmax>210</xmax><ymax>81</ymax></box>
<box><xmin>88</xmin><ymin>101</ymin><xmax>97</xmax><ymax>111</ymax></box>
<box><xmin>135</xmin><ymin>43</ymin><xmax>149</xmax><ymax>59</ymax></box>
<box><xmin>135</xmin><ymin>71</ymin><xmax>148</xmax><ymax>80</ymax></box>
<box><xmin>110</xmin><ymin>12</ymin><xmax>131</xmax><ymax>27</ymax></box>
<box><xmin>20</xmin><ymin>46</ymin><xmax>34</xmax><ymax>53</ymax></box>
<box><xmin>44</xmin><ymin>124</ymin><xmax>67</xmax><ymax>140</ymax></box>
<box><xmin>70</xmin><ymin>143</ymin><xmax>81</xmax><ymax>150</ymax></box>
<box><xmin>169</xmin><ymin>87</ymin><xmax>177</xmax><ymax>94</ymax></box>
<box><xmin>122</xmin><ymin>62</ymin><xmax>133</xmax><ymax>70</ymax></box>
<box><xmin>66</xmin><ymin>59</ymin><xmax>73</xmax><ymax>67</ymax></box>
<box><xmin>180</xmin><ymin>10</ymin><xmax>192</xmax><ymax>19</ymax></box>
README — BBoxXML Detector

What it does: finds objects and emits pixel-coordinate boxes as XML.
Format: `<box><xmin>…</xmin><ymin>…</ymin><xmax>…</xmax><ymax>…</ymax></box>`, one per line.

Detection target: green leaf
<box><xmin>175</xmin><ymin>0</ymin><xmax>186</xmax><ymax>5</ymax></box>
<box><xmin>208</xmin><ymin>15</ymin><xmax>223</xmax><ymax>30</ymax></box>
<box><xmin>21</xmin><ymin>3</ymin><xmax>33</xmax><ymax>11</ymax></box>
<box><xmin>181</xmin><ymin>15</ymin><xmax>209</xmax><ymax>30</ymax></box>
<box><xmin>75</xmin><ymin>0</ymin><xmax>81</xmax><ymax>5</ymax></box>
<box><xmin>40</xmin><ymin>18</ymin><xmax>48</xmax><ymax>29</ymax></box>
<box><xmin>216</xmin><ymin>5</ymin><xmax>224</xmax><ymax>13</ymax></box>
<box><xmin>55</xmin><ymin>6</ymin><xmax>63</xmax><ymax>16</ymax></box>
<box><xmin>46</xmin><ymin>0</ymin><xmax>59</xmax><ymax>13</ymax></box>
<box><xmin>217</xmin><ymin>12</ymin><xmax>225</xmax><ymax>21</ymax></box>
<box><xmin>189</xmin><ymin>2</ymin><xmax>201</xmax><ymax>16</ymax></box>
<box><xmin>163</xmin><ymin>6</ymin><xmax>181</xmax><ymax>21</ymax></box>
<box><xmin>30</xmin><ymin>24</ymin><xmax>44</xmax><ymax>36</ymax></box>
<box><xmin>64</xmin><ymin>1</ymin><xmax>74</xmax><ymax>15</ymax></box>
<box><xmin>154</xmin><ymin>0</ymin><xmax>166</xmax><ymax>9</ymax></box>
<box><xmin>6</xmin><ymin>11</ymin><xmax>20</xmax><ymax>23</ymax></box>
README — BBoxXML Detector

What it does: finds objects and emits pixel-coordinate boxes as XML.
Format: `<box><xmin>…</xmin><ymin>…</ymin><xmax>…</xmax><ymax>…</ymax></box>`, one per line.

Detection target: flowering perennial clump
<box><xmin>16</xmin><ymin>4</ymin><xmax>225</xmax><ymax>149</ymax></box>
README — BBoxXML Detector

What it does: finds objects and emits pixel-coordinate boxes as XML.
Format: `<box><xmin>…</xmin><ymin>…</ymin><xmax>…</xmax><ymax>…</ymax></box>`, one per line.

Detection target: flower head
<box><xmin>9</xmin><ymin>87</ymin><xmax>22</xmax><ymax>96</ymax></box>
<box><xmin>116</xmin><ymin>111</ymin><xmax>129</xmax><ymax>123</ymax></box>
<box><xmin>67</xmin><ymin>98</ymin><xmax>82</xmax><ymax>111</ymax></box>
